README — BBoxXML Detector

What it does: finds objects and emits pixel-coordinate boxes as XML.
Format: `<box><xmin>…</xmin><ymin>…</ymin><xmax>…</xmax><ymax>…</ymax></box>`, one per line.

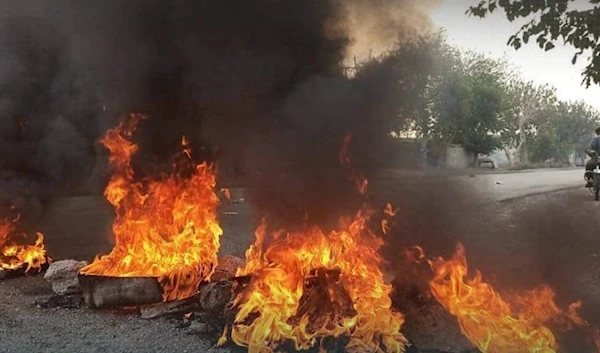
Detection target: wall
<box><xmin>445</xmin><ymin>145</ymin><xmax>473</xmax><ymax>169</ymax></box>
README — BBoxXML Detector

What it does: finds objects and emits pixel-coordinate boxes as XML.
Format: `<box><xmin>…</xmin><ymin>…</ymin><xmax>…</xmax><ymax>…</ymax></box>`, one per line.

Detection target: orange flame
<box><xmin>220</xmin><ymin>205</ymin><xmax>406</xmax><ymax>353</ymax></box>
<box><xmin>220</xmin><ymin>132</ymin><xmax>405</xmax><ymax>352</ymax></box>
<box><xmin>427</xmin><ymin>243</ymin><xmax>589</xmax><ymax>353</ymax></box>
<box><xmin>80</xmin><ymin>114</ymin><xmax>223</xmax><ymax>301</ymax></box>
<box><xmin>0</xmin><ymin>216</ymin><xmax>48</xmax><ymax>273</ymax></box>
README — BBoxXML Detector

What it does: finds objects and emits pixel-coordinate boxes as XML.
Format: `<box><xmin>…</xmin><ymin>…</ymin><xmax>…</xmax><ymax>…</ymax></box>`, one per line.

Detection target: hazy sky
<box><xmin>431</xmin><ymin>0</ymin><xmax>600</xmax><ymax>110</ymax></box>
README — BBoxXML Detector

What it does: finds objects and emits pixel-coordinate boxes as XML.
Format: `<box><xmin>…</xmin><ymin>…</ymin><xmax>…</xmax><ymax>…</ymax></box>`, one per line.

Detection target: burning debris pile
<box><xmin>66</xmin><ymin>115</ymin><xmax>409</xmax><ymax>353</ymax></box>
<box><xmin>427</xmin><ymin>244</ymin><xmax>600</xmax><ymax>353</ymax></box>
<box><xmin>20</xmin><ymin>116</ymin><xmax>598</xmax><ymax>353</ymax></box>
<box><xmin>79</xmin><ymin>114</ymin><xmax>222</xmax><ymax>302</ymax></box>
<box><xmin>220</xmin><ymin>207</ymin><xmax>405</xmax><ymax>353</ymax></box>
<box><xmin>0</xmin><ymin>215</ymin><xmax>48</xmax><ymax>278</ymax></box>
<box><xmin>217</xmin><ymin>136</ymin><xmax>406</xmax><ymax>353</ymax></box>
<box><xmin>2</xmin><ymin>2</ymin><xmax>600</xmax><ymax>353</ymax></box>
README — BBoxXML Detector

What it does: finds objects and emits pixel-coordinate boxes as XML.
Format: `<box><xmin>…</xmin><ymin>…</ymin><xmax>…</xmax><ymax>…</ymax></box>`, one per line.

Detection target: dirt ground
<box><xmin>2</xmin><ymin>182</ymin><xmax>600</xmax><ymax>353</ymax></box>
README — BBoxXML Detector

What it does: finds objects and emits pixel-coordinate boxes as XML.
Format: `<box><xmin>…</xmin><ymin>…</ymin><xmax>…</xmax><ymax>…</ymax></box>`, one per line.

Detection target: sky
<box><xmin>430</xmin><ymin>0</ymin><xmax>600</xmax><ymax>110</ymax></box>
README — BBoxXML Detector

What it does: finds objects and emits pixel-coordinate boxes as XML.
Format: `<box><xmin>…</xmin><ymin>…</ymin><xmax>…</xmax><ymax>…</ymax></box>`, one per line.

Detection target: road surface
<box><xmin>455</xmin><ymin>168</ymin><xmax>584</xmax><ymax>202</ymax></box>
<box><xmin>377</xmin><ymin>168</ymin><xmax>584</xmax><ymax>204</ymax></box>
<box><xmin>41</xmin><ymin>168</ymin><xmax>585</xmax><ymax>261</ymax></box>
<box><xmin>1</xmin><ymin>171</ymin><xmax>598</xmax><ymax>353</ymax></box>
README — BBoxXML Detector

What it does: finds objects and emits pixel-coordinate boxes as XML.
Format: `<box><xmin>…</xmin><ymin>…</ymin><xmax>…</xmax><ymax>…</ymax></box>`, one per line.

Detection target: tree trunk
<box><xmin>471</xmin><ymin>152</ymin><xmax>479</xmax><ymax>167</ymax></box>
<box><xmin>503</xmin><ymin>148</ymin><xmax>513</xmax><ymax>167</ymax></box>
<box><xmin>515</xmin><ymin>128</ymin><xmax>528</xmax><ymax>166</ymax></box>
<box><xmin>520</xmin><ymin>147</ymin><xmax>529</xmax><ymax>165</ymax></box>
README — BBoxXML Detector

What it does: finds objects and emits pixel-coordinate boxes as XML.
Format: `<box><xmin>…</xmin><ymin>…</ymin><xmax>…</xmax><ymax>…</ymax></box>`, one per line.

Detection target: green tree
<box><xmin>528</xmin><ymin>127</ymin><xmax>560</xmax><ymax>163</ymax></box>
<box><xmin>430</xmin><ymin>69</ymin><xmax>473</xmax><ymax>146</ymax></box>
<box><xmin>468</xmin><ymin>0</ymin><xmax>600</xmax><ymax>86</ymax></box>
<box><xmin>354</xmin><ymin>30</ymin><xmax>461</xmax><ymax>166</ymax></box>
<box><xmin>431</xmin><ymin>52</ymin><xmax>505</xmax><ymax>164</ymax></box>
<box><xmin>553</xmin><ymin>101</ymin><xmax>599</xmax><ymax>162</ymax></box>
<box><xmin>498</xmin><ymin>79</ymin><xmax>557</xmax><ymax>166</ymax></box>
<box><xmin>528</xmin><ymin>100</ymin><xmax>599</xmax><ymax>164</ymax></box>
<box><xmin>462</xmin><ymin>54</ymin><xmax>506</xmax><ymax>159</ymax></box>
<box><xmin>360</xmin><ymin>31</ymin><xmax>462</xmax><ymax>137</ymax></box>
<box><xmin>356</xmin><ymin>32</ymin><xmax>508</xmax><ymax>166</ymax></box>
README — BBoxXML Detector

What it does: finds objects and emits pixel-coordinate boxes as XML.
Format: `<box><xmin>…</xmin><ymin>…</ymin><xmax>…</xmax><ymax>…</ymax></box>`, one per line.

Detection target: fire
<box><xmin>0</xmin><ymin>216</ymin><xmax>48</xmax><ymax>274</ymax></box>
<box><xmin>222</xmin><ymin>208</ymin><xmax>406</xmax><ymax>353</ymax></box>
<box><xmin>80</xmin><ymin>114</ymin><xmax>223</xmax><ymax>301</ymax></box>
<box><xmin>220</xmin><ymin>195</ymin><xmax>407</xmax><ymax>353</ymax></box>
<box><xmin>219</xmin><ymin>131</ymin><xmax>404</xmax><ymax>352</ymax></box>
<box><xmin>428</xmin><ymin>243</ymin><xmax>587</xmax><ymax>353</ymax></box>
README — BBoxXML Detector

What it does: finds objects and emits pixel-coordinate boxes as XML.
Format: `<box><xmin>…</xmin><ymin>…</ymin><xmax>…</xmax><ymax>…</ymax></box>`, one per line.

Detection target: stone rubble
<box><xmin>43</xmin><ymin>259</ymin><xmax>88</xmax><ymax>295</ymax></box>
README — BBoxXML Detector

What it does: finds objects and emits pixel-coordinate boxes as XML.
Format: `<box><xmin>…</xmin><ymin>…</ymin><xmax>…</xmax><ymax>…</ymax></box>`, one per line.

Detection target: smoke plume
<box><xmin>333</xmin><ymin>0</ymin><xmax>442</xmax><ymax>65</ymax></box>
<box><xmin>0</xmin><ymin>0</ymin><xmax>440</xmax><ymax>227</ymax></box>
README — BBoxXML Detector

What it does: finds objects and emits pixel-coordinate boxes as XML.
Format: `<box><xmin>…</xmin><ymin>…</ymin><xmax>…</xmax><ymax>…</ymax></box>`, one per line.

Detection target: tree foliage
<box><xmin>498</xmin><ymin>79</ymin><xmax>558</xmax><ymax>165</ymax></box>
<box><xmin>468</xmin><ymin>0</ymin><xmax>600</xmax><ymax>86</ymax></box>
<box><xmin>354</xmin><ymin>28</ymin><xmax>600</xmax><ymax>168</ymax></box>
<box><xmin>355</xmin><ymin>31</ymin><xmax>460</xmax><ymax>138</ymax></box>
<box><xmin>529</xmin><ymin>100</ymin><xmax>599</xmax><ymax>163</ymax></box>
<box><xmin>429</xmin><ymin>51</ymin><xmax>504</xmax><ymax>159</ymax></box>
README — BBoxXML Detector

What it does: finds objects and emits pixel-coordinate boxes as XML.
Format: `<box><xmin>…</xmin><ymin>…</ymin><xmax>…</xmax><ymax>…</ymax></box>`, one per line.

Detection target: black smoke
<box><xmin>0</xmin><ymin>0</ymin><xmax>439</xmax><ymax>228</ymax></box>
<box><xmin>0</xmin><ymin>13</ymin><xmax>100</xmax><ymax>222</ymax></box>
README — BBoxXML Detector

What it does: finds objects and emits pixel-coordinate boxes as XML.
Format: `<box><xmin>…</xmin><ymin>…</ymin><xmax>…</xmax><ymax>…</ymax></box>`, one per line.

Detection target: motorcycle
<box><xmin>585</xmin><ymin>150</ymin><xmax>600</xmax><ymax>200</ymax></box>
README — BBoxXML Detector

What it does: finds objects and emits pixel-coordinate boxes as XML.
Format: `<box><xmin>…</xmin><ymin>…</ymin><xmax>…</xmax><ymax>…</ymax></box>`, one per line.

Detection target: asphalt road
<box><xmin>38</xmin><ymin>168</ymin><xmax>585</xmax><ymax>261</ymax></box>
<box><xmin>1</xmin><ymin>168</ymin><xmax>597</xmax><ymax>353</ymax></box>
<box><xmin>456</xmin><ymin>168</ymin><xmax>585</xmax><ymax>202</ymax></box>
<box><xmin>377</xmin><ymin>168</ymin><xmax>585</xmax><ymax>206</ymax></box>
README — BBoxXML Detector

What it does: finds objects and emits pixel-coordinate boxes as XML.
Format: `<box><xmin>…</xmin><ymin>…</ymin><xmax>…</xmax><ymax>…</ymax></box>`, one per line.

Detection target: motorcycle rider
<box><xmin>584</xmin><ymin>127</ymin><xmax>600</xmax><ymax>187</ymax></box>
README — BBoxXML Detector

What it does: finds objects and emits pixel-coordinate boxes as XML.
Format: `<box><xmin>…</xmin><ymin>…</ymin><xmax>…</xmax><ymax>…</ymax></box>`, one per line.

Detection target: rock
<box><xmin>51</xmin><ymin>276</ymin><xmax>79</xmax><ymax>295</ymax></box>
<box><xmin>44</xmin><ymin>260</ymin><xmax>88</xmax><ymax>281</ymax></box>
<box><xmin>199</xmin><ymin>280</ymin><xmax>234</xmax><ymax>313</ymax></box>
<box><xmin>43</xmin><ymin>260</ymin><xmax>88</xmax><ymax>295</ymax></box>
<box><xmin>212</xmin><ymin>255</ymin><xmax>244</xmax><ymax>282</ymax></box>
<box><xmin>140</xmin><ymin>295</ymin><xmax>200</xmax><ymax>319</ymax></box>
